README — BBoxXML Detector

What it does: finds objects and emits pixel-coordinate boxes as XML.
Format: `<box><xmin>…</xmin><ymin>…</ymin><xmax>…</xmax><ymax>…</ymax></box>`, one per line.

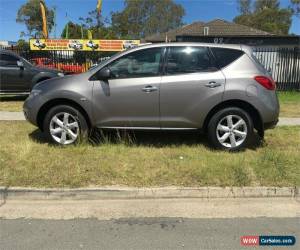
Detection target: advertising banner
<box><xmin>29</xmin><ymin>39</ymin><xmax>140</xmax><ymax>51</ymax></box>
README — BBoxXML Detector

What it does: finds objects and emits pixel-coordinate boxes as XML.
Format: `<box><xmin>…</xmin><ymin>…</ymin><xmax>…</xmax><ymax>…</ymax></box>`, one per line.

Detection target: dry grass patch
<box><xmin>0</xmin><ymin>121</ymin><xmax>299</xmax><ymax>188</ymax></box>
<box><xmin>0</xmin><ymin>95</ymin><xmax>26</xmax><ymax>112</ymax></box>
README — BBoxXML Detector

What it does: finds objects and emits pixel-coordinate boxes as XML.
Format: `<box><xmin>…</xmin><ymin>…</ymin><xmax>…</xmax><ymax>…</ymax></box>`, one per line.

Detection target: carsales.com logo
<box><xmin>241</xmin><ymin>236</ymin><xmax>296</xmax><ymax>246</ymax></box>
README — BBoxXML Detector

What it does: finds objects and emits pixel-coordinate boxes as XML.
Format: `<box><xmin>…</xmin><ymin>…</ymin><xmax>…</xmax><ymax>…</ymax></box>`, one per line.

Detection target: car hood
<box><xmin>33</xmin><ymin>65</ymin><xmax>61</xmax><ymax>74</ymax></box>
<box><xmin>33</xmin><ymin>73</ymin><xmax>88</xmax><ymax>92</ymax></box>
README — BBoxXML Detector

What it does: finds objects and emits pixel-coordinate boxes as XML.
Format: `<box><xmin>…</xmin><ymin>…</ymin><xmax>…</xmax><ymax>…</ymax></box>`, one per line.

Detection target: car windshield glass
<box><xmin>21</xmin><ymin>57</ymin><xmax>33</xmax><ymax>66</ymax></box>
<box><xmin>88</xmin><ymin>51</ymin><xmax>123</xmax><ymax>72</ymax></box>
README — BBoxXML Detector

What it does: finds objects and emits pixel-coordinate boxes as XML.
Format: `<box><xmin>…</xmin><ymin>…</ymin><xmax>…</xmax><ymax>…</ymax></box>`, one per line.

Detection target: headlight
<box><xmin>29</xmin><ymin>89</ymin><xmax>42</xmax><ymax>97</ymax></box>
<box><xmin>57</xmin><ymin>72</ymin><xmax>64</xmax><ymax>77</ymax></box>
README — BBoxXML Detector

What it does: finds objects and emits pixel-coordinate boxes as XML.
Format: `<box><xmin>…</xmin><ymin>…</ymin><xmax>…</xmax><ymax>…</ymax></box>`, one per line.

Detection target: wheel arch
<box><xmin>36</xmin><ymin>98</ymin><xmax>92</xmax><ymax>131</ymax></box>
<box><xmin>31</xmin><ymin>75</ymin><xmax>52</xmax><ymax>90</ymax></box>
<box><xmin>203</xmin><ymin>99</ymin><xmax>264</xmax><ymax>137</ymax></box>
<box><xmin>36</xmin><ymin>77</ymin><xmax>51</xmax><ymax>83</ymax></box>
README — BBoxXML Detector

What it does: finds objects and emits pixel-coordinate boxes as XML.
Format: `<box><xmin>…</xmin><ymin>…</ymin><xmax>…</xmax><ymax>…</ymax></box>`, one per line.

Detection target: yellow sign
<box><xmin>29</xmin><ymin>39</ymin><xmax>140</xmax><ymax>51</ymax></box>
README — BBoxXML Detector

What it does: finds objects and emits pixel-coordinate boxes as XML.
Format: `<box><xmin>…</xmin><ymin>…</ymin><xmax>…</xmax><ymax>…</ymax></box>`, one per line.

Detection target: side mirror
<box><xmin>96</xmin><ymin>67</ymin><xmax>111</xmax><ymax>80</ymax></box>
<box><xmin>17</xmin><ymin>60</ymin><xmax>24</xmax><ymax>69</ymax></box>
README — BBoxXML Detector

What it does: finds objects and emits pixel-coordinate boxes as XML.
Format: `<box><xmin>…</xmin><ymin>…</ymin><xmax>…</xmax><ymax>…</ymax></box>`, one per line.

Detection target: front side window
<box><xmin>166</xmin><ymin>47</ymin><xmax>216</xmax><ymax>75</ymax></box>
<box><xmin>107</xmin><ymin>48</ymin><xmax>162</xmax><ymax>79</ymax></box>
<box><xmin>0</xmin><ymin>54</ymin><xmax>18</xmax><ymax>67</ymax></box>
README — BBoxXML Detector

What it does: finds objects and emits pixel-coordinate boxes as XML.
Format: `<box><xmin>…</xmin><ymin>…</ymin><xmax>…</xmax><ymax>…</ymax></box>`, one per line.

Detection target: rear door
<box><xmin>160</xmin><ymin>46</ymin><xmax>225</xmax><ymax>128</ymax></box>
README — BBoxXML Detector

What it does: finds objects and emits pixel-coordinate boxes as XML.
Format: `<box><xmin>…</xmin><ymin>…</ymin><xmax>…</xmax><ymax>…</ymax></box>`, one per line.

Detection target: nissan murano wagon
<box><xmin>23</xmin><ymin>43</ymin><xmax>279</xmax><ymax>150</ymax></box>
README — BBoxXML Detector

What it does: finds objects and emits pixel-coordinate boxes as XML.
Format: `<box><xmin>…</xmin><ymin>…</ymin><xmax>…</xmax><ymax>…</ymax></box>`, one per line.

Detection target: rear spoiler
<box><xmin>240</xmin><ymin>44</ymin><xmax>253</xmax><ymax>57</ymax></box>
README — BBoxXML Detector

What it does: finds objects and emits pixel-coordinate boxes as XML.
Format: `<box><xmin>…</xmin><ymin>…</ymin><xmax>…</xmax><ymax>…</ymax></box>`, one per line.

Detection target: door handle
<box><xmin>205</xmin><ymin>81</ymin><xmax>222</xmax><ymax>88</ymax></box>
<box><xmin>142</xmin><ymin>85</ymin><xmax>158</xmax><ymax>93</ymax></box>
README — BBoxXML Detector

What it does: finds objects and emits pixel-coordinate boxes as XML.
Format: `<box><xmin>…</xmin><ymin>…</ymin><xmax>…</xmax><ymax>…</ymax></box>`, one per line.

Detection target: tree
<box><xmin>254</xmin><ymin>0</ymin><xmax>279</xmax><ymax>11</ymax></box>
<box><xmin>17</xmin><ymin>39</ymin><xmax>30</xmax><ymax>50</ymax></box>
<box><xmin>61</xmin><ymin>22</ymin><xmax>86</xmax><ymax>39</ymax></box>
<box><xmin>79</xmin><ymin>9</ymin><xmax>104</xmax><ymax>29</ymax></box>
<box><xmin>16</xmin><ymin>0</ymin><xmax>54</xmax><ymax>37</ymax></box>
<box><xmin>237</xmin><ymin>0</ymin><xmax>252</xmax><ymax>14</ymax></box>
<box><xmin>78</xmin><ymin>9</ymin><xmax>117</xmax><ymax>39</ymax></box>
<box><xmin>111</xmin><ymin>0</ymin><xmax>185</xmax><ymax>39</ymax></box>
<box><xmin>290</xmin><ymin>0</ymin><xmax>300</xmax><ymax>17</ymax></box>
<box><xmin>234</xmin><ymin>0</ymin><xmax>293</xmax><ymax>35</ymax></box>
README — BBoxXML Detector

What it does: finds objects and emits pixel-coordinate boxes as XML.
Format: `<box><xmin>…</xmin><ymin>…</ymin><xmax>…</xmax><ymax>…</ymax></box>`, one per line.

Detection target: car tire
<box><xmin>207</xmin><ymin>107</ymin><xmax>254</xmax><ymax>151</ymax></box>
<box><xmin>43</xmin><ymin>105</ymin><xmax>89</xmax><ymax>145</ymax></box>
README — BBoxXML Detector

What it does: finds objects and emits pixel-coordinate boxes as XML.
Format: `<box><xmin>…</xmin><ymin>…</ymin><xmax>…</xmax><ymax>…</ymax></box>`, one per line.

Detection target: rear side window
<box><xmin>166</xmin><ymin>46</ymin><xmax>217</xmax><ymax>75</ymax></box>
<box><xmin>0</xmin><ymin>53</ymin><xmax>18</xmax><ymax>67</ymax></box>
<box><xmin>210</xmin><ymin>48</ymin><xmax>244</xmax><ymax>68</ymax></box>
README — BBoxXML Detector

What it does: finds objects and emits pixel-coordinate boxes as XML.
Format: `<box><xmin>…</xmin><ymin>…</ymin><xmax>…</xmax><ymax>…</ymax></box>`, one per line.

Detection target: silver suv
<box><xmin>23</xmin><ymin>43</ymin><xmax>279</xmax><ymax>150</ymax></box>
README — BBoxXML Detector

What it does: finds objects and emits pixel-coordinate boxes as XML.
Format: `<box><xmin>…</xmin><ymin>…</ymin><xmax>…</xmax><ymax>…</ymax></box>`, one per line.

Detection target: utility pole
<box><xmin>65</xmin><ymin>12</ymin><xmax>69</xmax><ymax>39</ymax></box>
<box><xmin>53</xmin><ymin>6</ymin><xmax>57</xmax><ymax>38</ymax></box>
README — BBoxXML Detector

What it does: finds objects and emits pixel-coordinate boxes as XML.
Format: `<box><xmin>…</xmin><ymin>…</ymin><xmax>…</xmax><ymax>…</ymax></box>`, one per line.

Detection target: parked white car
<box><xmin>68</xmin><ymin>40</ymin><xmax>83</xmax><ymax>50</ymax></box>
<box><xmin>86</xmin><ymin>40</ymin><xmax>99</xmax><ymax>50</ymax></box>
<box><xmin>123</xmin><ymin>41</ymin><xmax>138</xmax><ymax>50</ymax></box>
<box><xmin>33</xmin><ymin>39</ymin><xmax>46</xmax><ymax>49</ymax></box>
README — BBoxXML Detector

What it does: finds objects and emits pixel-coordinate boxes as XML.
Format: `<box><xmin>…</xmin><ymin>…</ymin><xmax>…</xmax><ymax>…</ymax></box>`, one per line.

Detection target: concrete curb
<box><xmin>0</xmin><ymin>186</ymin><xmax>299</xmax><ymax>200</ymax></box>
<box><xmin>0</xmin><ymin>111</ymin><xmax>25</xmax><ymax>121</ymax></box>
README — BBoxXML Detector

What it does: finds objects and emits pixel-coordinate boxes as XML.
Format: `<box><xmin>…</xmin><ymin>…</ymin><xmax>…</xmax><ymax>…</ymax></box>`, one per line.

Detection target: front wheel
<box><xmin>43</xmin><ymin>105</ymin><xmax>89</xmax><ymax>145</ymax></box>
<box><xmin>207</xmin><ymin>107</ymin><xmax>254</xmax><ymax>151</ymax></box>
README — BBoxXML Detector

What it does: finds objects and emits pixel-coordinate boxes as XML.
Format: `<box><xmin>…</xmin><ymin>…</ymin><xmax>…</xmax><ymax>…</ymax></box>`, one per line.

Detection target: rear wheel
<box><xmin>207</xmin><ymin>107</ymin><xmax>254</xmax><ymax>151</ymax></box>
<box><xmin>43</xmin><ymin>105</ymin><xmax>89</xmax><ymax>145</ymax></box>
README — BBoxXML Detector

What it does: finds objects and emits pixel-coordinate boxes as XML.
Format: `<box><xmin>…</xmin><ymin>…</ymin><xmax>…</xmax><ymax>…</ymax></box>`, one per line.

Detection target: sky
<box><xmin>0</xmin><ymin>0</ymin><xmax>299</xmax><ymax>41</ymax></box>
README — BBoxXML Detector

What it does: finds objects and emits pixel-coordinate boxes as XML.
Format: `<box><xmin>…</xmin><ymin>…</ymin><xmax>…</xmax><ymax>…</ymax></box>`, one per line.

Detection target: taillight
<box><xmin>254</xmin><ymin>76</ymin><xmax>276</xmax><ymax>90</ymax></box>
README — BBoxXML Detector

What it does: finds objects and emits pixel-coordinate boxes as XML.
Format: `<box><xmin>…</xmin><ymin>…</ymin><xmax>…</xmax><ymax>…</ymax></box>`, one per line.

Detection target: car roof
<box><xmin>0</xmin><ymin>49</ymin><xmax>21</xmax><ymax>58</ymax></box>
<box><xmin>135</xmin><ymin>42</ymin><xmax>245</xmax><ymax>50</ymax></box>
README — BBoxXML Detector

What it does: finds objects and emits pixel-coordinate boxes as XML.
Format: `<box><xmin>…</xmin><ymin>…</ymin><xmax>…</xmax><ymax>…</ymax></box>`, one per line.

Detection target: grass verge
<box><xmin>0</xmin><ymin>95</ymin><xmax>26</xmax><ymax>112</ymax></box>
<box><xmin>278</xmin><ymin>91</ymin><xmax>300</xmax><ymax>117</ymax></box>
<box><xmin>0</xmin><ymin>121</ymin><xmax>299</xmax><ymax>188</ymax></box>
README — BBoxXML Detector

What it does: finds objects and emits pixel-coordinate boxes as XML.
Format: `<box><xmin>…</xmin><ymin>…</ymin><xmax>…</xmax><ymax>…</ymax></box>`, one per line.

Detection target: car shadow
<box><xmin>90</xmin><ymin>129</ymin><xmax>209</xmax><ymax>148</ymax></box>
<box><xmin>29</xmin><ymin>128</ymin><xmax>263</xmax><ymax>150</ymax></box>
<box><xmin>28</xmin><ymin>129</ymin><xmax>49</xmax><ymax>143</ymax></box>
<box><xmin>28</xmin><ymin>128</ymin><xmax>209</xmax><ymax>147</ymax></box>
<box><xmin>89</xmin><ymin>129</ymin><xmax>263</xmax><ymax>150</ymax></box>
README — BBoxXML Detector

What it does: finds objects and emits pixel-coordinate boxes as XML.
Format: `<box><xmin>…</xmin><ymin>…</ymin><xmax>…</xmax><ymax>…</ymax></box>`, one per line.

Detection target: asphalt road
<box><xmin>1</xmin><ymin>217</ymin><xmax>299</xmax><ymax>250</ymax></box>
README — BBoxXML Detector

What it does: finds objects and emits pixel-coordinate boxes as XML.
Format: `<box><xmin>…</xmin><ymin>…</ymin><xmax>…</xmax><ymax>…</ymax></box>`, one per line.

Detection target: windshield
<box><xmin>21</xmin><ymin>57</ymin><xmax>33</xmax><ymax>67</ymax></box>
<box><xmin>88</xmin><ymin>51</ymin><xmax>124</xmax><ymax>72</ymax></box>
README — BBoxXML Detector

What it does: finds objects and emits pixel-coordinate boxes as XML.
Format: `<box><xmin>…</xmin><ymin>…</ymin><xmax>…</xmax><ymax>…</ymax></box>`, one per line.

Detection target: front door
<box><xmin>92</xmin><ymin>47</ymin><xmax>164</xmax><ymax>128</ymax></box>
<box><xmin>0</xmin><ymin>53</ymin><xmax>30</xmax><ymax>92</ymax></box>
<box><xmin>160</xmin><ymin>46</ymin><xmax>226</xmax><ymax>128</ymax></box>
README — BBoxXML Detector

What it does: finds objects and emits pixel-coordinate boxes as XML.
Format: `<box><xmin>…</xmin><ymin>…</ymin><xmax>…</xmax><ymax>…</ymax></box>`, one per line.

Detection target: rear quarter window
<box><xmin>210</xmin><ymin>48</ymin><xmax>244</xmax><ymax>68</ymax></box>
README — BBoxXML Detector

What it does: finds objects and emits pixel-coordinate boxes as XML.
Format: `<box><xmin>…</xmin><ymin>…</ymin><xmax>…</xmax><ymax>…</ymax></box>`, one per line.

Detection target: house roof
<box><xmin>145</xmin><ymin>19</ymin><xmax>275</xmax><ymax>42</ymax></box>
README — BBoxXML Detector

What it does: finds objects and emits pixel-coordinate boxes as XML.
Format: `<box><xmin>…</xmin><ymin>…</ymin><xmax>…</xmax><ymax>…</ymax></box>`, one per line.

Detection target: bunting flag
<box><xmin>87</xmin><ymin>30</ymin><xmax>93</xmax><ymax>40</ymax></box>
<box><xmin>40</xmin><ymin>1</ymin><xmax>48</xmax><ymax>38</ymax></box>
<box><xmin>96</xmin><ymin>0</ymin><xmax>102</xmax><ymax>14</ymax></box>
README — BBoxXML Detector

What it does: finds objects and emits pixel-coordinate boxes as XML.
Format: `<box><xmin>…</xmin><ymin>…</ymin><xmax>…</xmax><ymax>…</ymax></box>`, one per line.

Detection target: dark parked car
<box><xmin>0</xmin><ymin>50</ymin><xmax>64</xmax><ymax>94</ymax></box>
<box><xmin>24</xmin><ymin>43</ymin><xmax>279</xmax><ymax>150</ymax></box>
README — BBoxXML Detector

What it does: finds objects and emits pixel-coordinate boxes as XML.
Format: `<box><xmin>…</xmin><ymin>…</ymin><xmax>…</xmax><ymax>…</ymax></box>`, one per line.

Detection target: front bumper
<box><xmin>23</xmin><ymin>94</ymin><xmax>45</xmax><ymax>127</ymax></box>
<box><xmin>264</xmin><ymin>119</ymin><xmax>279</xmax><ymax>130</ymax></box>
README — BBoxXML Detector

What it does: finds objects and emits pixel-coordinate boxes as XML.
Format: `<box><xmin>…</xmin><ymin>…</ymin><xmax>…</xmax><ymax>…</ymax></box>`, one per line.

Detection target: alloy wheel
<box><xmin>49</xmin><ymin>112</ymin><xmax>79</xmax><ymax>145</ymax></box>
<box><xmin>216</xmin><ymin>115</ymin><xmax>248</xmax><ymax>148</ymax></box>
